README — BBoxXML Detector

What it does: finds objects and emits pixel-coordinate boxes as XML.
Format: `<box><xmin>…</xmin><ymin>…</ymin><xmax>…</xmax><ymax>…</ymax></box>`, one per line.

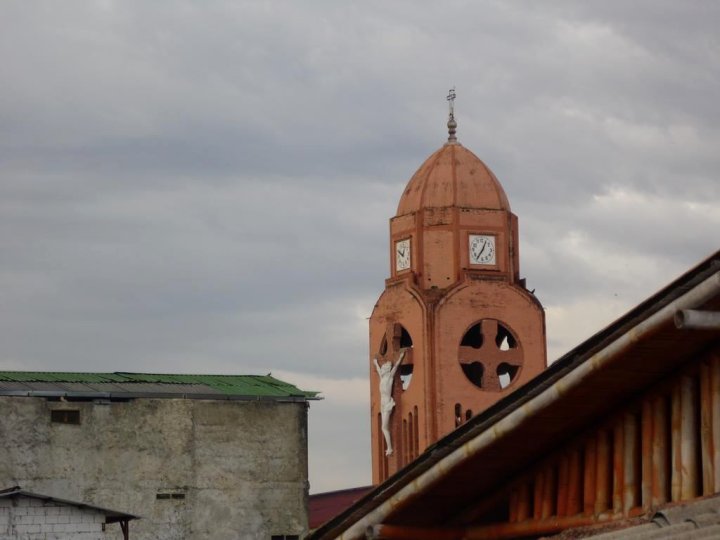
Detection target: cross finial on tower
<box><xmin>446</xmin><ymin>87</ymin><xmax>457</xmax><ymax>143</ymax></box>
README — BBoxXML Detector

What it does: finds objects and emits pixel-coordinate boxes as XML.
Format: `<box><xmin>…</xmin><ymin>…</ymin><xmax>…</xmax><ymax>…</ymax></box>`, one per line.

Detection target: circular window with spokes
<box><xmin>458</xmin><ymin>319</ymin><xmax>523</xmax><ymax>391</ymax></box>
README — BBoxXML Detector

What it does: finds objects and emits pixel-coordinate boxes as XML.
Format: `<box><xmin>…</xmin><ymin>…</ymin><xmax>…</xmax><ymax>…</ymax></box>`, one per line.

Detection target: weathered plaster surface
<box><xmin>0</xmin><ymin>397</ymin><xmax>309</xmax><ymax>539</ymax></box>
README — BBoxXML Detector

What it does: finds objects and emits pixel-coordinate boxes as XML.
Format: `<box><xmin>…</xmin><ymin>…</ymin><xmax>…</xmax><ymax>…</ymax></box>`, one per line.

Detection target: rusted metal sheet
<box><xmin>508</xmin><ymin>487</ymin><xmax>518</xmax><ymax>523</ymax></box>
<box><xmin>613</xmin><ymin>420</ymin><xmax>624</xmax><ymax>514</ymax></box>
<box><xmin>533</xmin><ymin>470</ymin><xmax>544</xmax><ymax>520</ymax></box>
<box><xmin>672</xmin><ymin>381</ymin><xmax>682</xmax><ymax>502</ymax></box>
<box><xmin>567</xmin><ymin>447</ymin><xmax>582</xmax><ymax>516</ymax></box>
<box><xmin>596</xmin><ymin>429</ymin><xmax>611</xmax><ymax>514</ymax></box>
<box><xmin>713</xmin><ymin>354</ymin><xmax>720</xmax><ymax>492</ymax></box>
<box><xmin>651</xmin><ymin>394</ymin><xmax>669</xmax><ymax>507</ymax></box>
<box><xmin>517</xmin><ymin>482</ymin><xmax>530</xmax><ymax>522</ymax></box>
<box><xmin>557</xmin><ymin>454</ymin><xmax>569</xmax><ymax>517</ymax></box>
<box><xmin>680</xmin><ymin>374</ymin><xmax>698</xmax><ymax>500</ymax></box>
<box><xmin>584</xmin><ymin>436</ymin><xmax>597</xmax><ymax>515</ymax></box>
<box><xmin>700</xmin><ymin>359</ymin><xmax>714</xmax><ymax>495</ymax></box>
<box><xmin>641</xmin><ymin>399</ymin><xmax>653</xmax><ymax>509</ymax></box>
<box><xmin>541</xmin><ymin>465</ymin><xmax>555</xmax><ymax>519</ymax></box>
<box><xmin>369</xmin><ymin>515</ymin><xmax>599</xmax><ymax>540</ymax></box>
<box><xmin>623</xmin><ymin>411</ymin><xmax>638</xmax><ymax>514</ymax></box>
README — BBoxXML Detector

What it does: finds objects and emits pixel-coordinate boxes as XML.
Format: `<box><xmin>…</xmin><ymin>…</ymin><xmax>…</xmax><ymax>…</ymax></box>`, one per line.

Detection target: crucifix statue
<box><xmin>373</xmin><ymin>348</ymin><xmax>406</xmax><ymax>456</ymax></box>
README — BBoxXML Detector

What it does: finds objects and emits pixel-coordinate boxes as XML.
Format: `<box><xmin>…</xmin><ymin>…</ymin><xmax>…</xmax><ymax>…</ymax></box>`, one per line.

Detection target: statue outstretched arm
<box><xmin>390</xmin><ymin>349</ymin><xmax>406</xmax><ymax>376</ymax></box>
<box><xmin>373</xmin><ymin>357</ymin><xmax>381</xmax><ymax>374</ymax></box>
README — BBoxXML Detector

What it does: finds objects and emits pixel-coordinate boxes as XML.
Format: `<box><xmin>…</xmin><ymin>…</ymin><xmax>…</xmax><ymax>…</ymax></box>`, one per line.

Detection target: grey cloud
<box><xmin>1</xmin><ymin>1</ymin><xmax>718</xmax><ymax>491</ymax></box>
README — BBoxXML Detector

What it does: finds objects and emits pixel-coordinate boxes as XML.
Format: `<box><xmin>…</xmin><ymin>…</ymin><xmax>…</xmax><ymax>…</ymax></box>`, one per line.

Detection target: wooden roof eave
<box><xmin>310</xmin><ymin>253</ymin><xmax>720</xmax><ymax>540</ymax></box>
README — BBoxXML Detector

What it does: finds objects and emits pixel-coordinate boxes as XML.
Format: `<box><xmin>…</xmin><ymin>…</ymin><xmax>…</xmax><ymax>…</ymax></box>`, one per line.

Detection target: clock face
<box><xmin>395</xmin><ymin>239</ymin><xmax>411</xmax><ymax>271</ymax></box>
<box><xmin>469</xmin><ymin>234</ymin><xmax>496</xmax><ymax>266</ymax></box>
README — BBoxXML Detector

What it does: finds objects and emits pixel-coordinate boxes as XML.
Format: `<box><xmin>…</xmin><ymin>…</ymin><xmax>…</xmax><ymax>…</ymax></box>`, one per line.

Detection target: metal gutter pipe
<box><xmin>675</xmin><ymin>309</ymin><xmax>720</xmax><ymax>329</ymax></box>
<box><xmin>338</xmin><ymin>269</ymin><xmax>720</xmax><ymax>540</ymax></box>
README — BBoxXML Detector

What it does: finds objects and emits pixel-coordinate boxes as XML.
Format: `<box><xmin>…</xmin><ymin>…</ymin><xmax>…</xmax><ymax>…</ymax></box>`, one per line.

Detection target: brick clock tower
<box><xmin>369</xmin><ymin>100</ymin><xmax>547</xmax><ymax>483</ymax></box>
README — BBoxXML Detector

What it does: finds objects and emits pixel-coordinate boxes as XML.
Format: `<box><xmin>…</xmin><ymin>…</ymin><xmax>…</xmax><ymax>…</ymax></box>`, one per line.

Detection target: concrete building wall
<box><xmin>0</xmin><ymin>496</ymin><xmax>108</xmax><ymax>540</ymax></box>
<box><xmin>0</xmin><ymin>397</ymin><xmax>309</xmax><ymax>540</ymax></box>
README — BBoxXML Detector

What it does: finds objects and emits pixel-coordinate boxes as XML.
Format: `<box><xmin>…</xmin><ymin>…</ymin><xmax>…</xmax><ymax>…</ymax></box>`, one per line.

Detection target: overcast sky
<box><xmin>1</xmin><ymin>1</ymin><xmax>718</xmax><ymax>493</ymax></box>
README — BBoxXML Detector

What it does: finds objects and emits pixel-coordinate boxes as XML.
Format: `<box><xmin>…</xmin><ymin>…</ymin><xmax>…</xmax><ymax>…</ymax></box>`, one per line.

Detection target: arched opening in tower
<box><xmin>377</xmin><ymin>324</ymin><xmax>415</xmax><ymax>391</ymax></box>
<box><xmin>460</xmin><ymin>323</ymin><xmax>483</xmax><ymax>349</ymax></box>
<box><xmin>398</xmin><ymin>326</ymin><xmax>414</xmax><ymax>390</ymax></box>
<box><xmin>495</xmin><ymin>324</ymin><xmax>517</xmax><ymax>351</ymax></box>
<box><xmin>497</xmin><ymin>362</ymin><xmax>519</xmax><ymax>389</ymax></box>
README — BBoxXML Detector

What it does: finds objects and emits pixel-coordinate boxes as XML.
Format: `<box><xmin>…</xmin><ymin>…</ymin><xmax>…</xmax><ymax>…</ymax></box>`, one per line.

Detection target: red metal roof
<box><xmin>309</xmin><ymin>486</ymin><xmax>373</xmax><ymax>529</ymax></box>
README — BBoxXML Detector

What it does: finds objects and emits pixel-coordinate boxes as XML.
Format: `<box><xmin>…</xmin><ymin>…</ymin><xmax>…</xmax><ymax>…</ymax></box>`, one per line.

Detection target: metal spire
<box><xmin>446</xmin><ymin>87</ymin><xmax>457</xmax><ymax>143</ymax></box>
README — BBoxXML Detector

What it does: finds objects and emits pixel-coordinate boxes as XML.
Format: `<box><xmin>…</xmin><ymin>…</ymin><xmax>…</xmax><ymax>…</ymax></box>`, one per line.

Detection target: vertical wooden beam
<box><xmin>508</xmin><ymin>487</ymin><xmax>518</xmax><ymax>523</ymax></box>
<box><xmin>641</xmin><ymin>399</ymin><xmax>653</xmax><ymax>509</ymax></box>
<box><xmin>533</xmin><ymin>470</ymin><xmax>544</xmax><ymax>520</ymax></box>
<box><xmin>541</xmin><ymin>465</ymin><xmax>556</xmax><ymax>519</ymax></box>
<box><xmin>680</xmin><ymin>374</ymin><xmax>698</xmax><ymax>500</ymax></box>
<box><xmin>613</xmin><ymin>420</ymin><xmax>624</xmax><ymax>514</ymax></box>
<box><xmin>651</xmin><ymin>394</ymin><xmax>669</xmax><ymax>507</ymax></box>
<box><xmin>584</xmin><ymin>436</ymin><xmax>597</xmax><ymax>515</ymax></box>
<box><xmin>700</xmin><ymin>360</ymin><xmax>714</xmax><ymax>495</ymax></box>
<box><xmin>623</xmin><ymin>411</ymin><xmax>639</xmax><ymax>514</ymax></box>
<box><xmin>517</xmin><ymin>481</ymin><xmax>531</xmax><ymax>522</ymax></box>
<box><xmin>557</xmin><ymin>454</ymin><xmax>569</xmax><ymax>517</ymax></box>
<box><xmin>671</xmin><ymin>382</ymin><xmax>682</xmax><ymax>501</ymax></box>
<box><xmin>595</xmin><ymin>430</ymin><xmax>610</xmax><ymax>514</ymax></box>
<box><xmin>567</xmin><ymin>447</ymin><xmax>582</xmax><ymax>516</ymax></box>
<box><xmin>711</xmin><ymin>354</ymin><xmax>720</xmax><ymax>493</ymax></box>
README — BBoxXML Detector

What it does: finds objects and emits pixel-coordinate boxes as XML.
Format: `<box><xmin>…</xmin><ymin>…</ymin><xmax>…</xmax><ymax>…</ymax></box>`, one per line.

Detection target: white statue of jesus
<box><xmin>373</xmin><ymin>349</ymin><xmax>406</xmax><ymax>456</ymax></box>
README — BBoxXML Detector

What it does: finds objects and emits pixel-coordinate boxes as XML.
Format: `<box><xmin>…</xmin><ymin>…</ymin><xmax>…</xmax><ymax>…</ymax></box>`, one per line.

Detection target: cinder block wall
<box><xmin>0</xmin><ymin>497</ymin><xmax>109</xmax><ymax>540</ymax></box>
<box><xmin>0</xmin><ymin>398</ymin><xmax>309</xmax><ymax>540</ymax></box>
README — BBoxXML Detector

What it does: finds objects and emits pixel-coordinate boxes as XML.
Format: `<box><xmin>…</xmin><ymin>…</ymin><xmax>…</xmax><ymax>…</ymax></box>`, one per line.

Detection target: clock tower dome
<box><xmin>369</xmin><ymin>104</ymin><xmax>547</xmax><ymax>483</ymax></box>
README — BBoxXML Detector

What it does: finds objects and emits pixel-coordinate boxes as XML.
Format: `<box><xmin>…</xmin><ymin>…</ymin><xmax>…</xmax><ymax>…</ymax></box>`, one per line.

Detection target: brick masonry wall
<box><xmin>0</xmin><ymin>496</ymin><xmax>108</xmax><ymax>539</ymax></box>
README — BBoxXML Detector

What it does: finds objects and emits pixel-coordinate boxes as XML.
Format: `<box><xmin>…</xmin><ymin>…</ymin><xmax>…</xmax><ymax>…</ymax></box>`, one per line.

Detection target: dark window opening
<box><xmin>496</xmin><ymin>323</ymin><xmax>517</xmax><ymax>350</ymax></box>
<box><xmin>399</xmin><ymin>327</ymin><xmax>413</xmax><ymax>348</ymax></box>
<box><xmin>399</xmin><ymin>364</ymin><xmax>414</xmax><ymax>391</ymax></box>
<box><xmin>497</xmin><ymin>363</ymin><xmax>519</xmax><ymax>389</ymax></box>
<box><xmin>465</xmin><ymin>409</ymin><xmax>472</xmax><ymax>421</ymax></box>
<box><xmin>460</xmin><ymin>323</ymin><xmax>483</xmax><ymax>349</ymax></box>
<box><xmin>51</xmin><ymin>410</ymin><xmax>80</xmax><ymax>425</ymax></box>
<box><xmin>157</xmin><ymin>492</ymin><xmax>185</xmax><ymax>501</ymax></box>
<box><xmin>272</xmin><ymin>536</ymin><xmax>299</xmax><ymax>540</ymax></box>
<box><xmin>455</xmin><ymin>403</ymin><xmax>462</xmax><ymax>427</ymax></box>
<box><xmin>462</xmin><ymin>361</ymin><xmax>484</xmax><ymax>388</ymax></box>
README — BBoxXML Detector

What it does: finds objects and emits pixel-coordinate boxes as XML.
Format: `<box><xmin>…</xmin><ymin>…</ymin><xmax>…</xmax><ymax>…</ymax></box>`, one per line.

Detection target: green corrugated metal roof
<box><xmin>0</xmin><ymin>371</ymin><xmax>319</xmax><ymax>399</ymax></box>
<box><xmin>0</xmin><ymin>372</ymin><xmax>128</xmax><ymax>383</ymax></box>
